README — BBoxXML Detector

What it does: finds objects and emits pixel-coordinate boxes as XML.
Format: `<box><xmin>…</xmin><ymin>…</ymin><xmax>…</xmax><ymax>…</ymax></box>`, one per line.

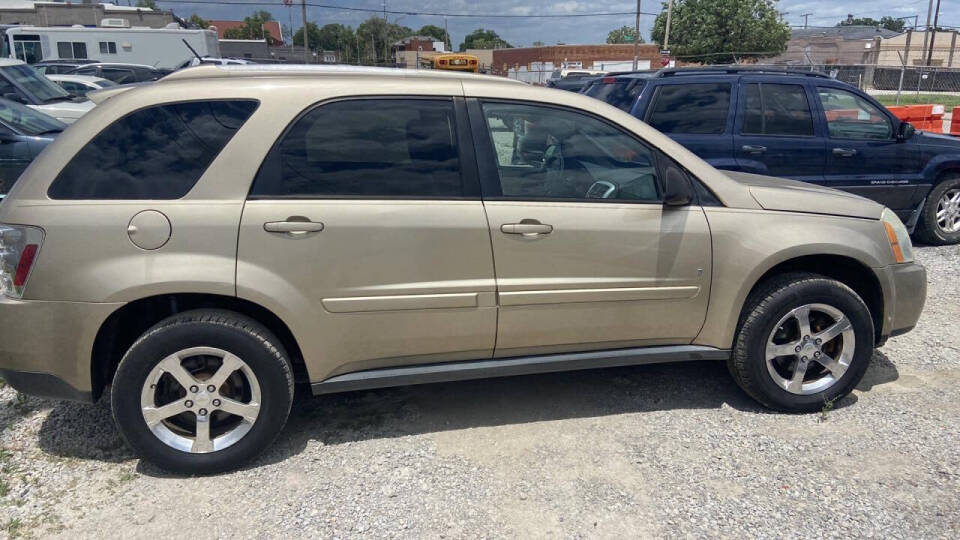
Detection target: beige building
<box><xmin>0</xmin><ymin>1</ymin><xmax>175</xmax><ymax>29</ymax></box>
<box><xmin>878</xmin><ymin>30</ymin><xmax>959</xmax><ymax>67</ymax></box>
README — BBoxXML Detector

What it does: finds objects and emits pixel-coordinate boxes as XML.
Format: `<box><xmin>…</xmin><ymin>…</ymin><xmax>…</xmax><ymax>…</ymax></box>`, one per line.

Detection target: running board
<box><xmin>311</xmin><ymin>345</ymin><xmax>730</xmax><ymax>395</ymax></box>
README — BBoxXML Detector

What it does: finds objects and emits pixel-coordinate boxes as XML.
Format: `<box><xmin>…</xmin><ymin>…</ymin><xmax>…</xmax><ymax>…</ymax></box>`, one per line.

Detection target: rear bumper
<box><xmin>0</xmin><ymin>296</ymin><xmax>122</xmax><ymax>402</ymax></box>
<box><xmin>876</xmin><ymin>262</ymin><xmax>927</xmax><ymax>342</ymax></box>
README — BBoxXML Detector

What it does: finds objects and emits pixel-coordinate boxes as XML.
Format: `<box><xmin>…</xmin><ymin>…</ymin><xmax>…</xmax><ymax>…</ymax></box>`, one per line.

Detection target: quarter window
<box><xmin>251</xmin><ymin>99</ymin><xmax>463</xmax><ymax>198</ymax></box>
<box><xmin>645</xmin><ymin>83</ymin><xmax>732</xmax><ymax>135</ymax></box>
<box><xmin>56</xmin><ymin>42</ymin><xmax>87</xmax><ymax>60</ymax></box>
<box><xmin>480</xmin><ymin>102</ymin><xmax>661</xmax><ymax>202</ymax></box>
<box><xmin>48</xmin><ymin>100</ymin><xmax>258</xmax><ymax>199</ymax></box>
<box><xmin>817</xmin><ymin>87</ymin><xmax>892</xmax><ymax>140</ymax></box>
<box><xmin>743</xmin><ymin>83</ymin><xmax>814</xmax><ymax>136</ymax></box>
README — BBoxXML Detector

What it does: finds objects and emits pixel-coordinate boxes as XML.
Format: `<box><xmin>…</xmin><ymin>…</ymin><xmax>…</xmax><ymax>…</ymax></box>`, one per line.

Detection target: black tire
<box><xmin>111</xmin><ymin>309</ymin><xmax>294</xmax><ymax>474</ymax></box>
<box><xmin>728</xmin><ymin>273</ymin><xmax>875</xmax><ymax>413</ymax></box>
<box><xmin>916</xmin><ymin>175</ymin><xmax>960</xmax><ymax>245</ymax></box>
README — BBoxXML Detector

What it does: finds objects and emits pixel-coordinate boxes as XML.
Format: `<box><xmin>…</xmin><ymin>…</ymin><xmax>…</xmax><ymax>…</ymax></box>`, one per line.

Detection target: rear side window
<box><xmin>48</xmin><ymin>100</ymin><xmax>258</xmax><ymax>199</ymax></box>
<box><xmin>251</xmin><ymin>99</ymin><xmax>463</xmax><ymax>198</ymax></box>
<box><xmin>585</xmin><ymin>79</ymin><xmax>646</xmax><ymax>112</ymax></box>
<box><xmin>645</xmin><ymin>83</ymin><xmax>732</xmax><ymax>135</ymax></box>
<box><xmin>743</xmin><ymin>83</ymin><xmax>814</xmax><ymax>136</ymax></box>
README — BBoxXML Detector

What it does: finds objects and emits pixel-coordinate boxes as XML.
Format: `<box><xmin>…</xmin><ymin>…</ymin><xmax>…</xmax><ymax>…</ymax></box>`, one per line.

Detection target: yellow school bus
<box><xmin>432</xmin><ymin>53</ymin><xmax>479</xmax><ymax>73</ymax></box>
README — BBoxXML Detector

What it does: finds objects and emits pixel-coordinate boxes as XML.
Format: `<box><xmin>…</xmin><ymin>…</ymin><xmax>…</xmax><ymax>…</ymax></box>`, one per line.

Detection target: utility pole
<box><xmin>801</xmin><ymin>13</ymin><xmax>813</xmax><ymax>29</ymax></box>
<box><xmin>444</xmin><ymin>17</ymin><xmax>450</xmax><ymax>52</ymax></box>
<box><xmin>926</xmin><ymin>0</ymin><xmax>941</xmax><ymax>66</ymax></box>
<box><xmin>920</xmin><ymin>0</ymin><xmax>934</xmax><ymax>66</ymax></box>
<box><xmin>301</xmin><ymin>0</ymin><xmax>309</xmax><ymax>64</ymax></box>
<box><xmin>663</xmin><ymin>0</ymin><xmax>674</xmax><ymax>50</ymax></box>
<box><xmin>632</xmin><ymin>0</ymin><xmax>641</xmax><ymax>70</ymax></box>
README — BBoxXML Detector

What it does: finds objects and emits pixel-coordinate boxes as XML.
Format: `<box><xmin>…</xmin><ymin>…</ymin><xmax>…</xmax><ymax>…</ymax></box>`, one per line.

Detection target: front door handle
<box><xmin>741</xmin><ymin>145</ymin><xmax>767</xmax><ymax>154</ymax></box>
<box><xmin>501</xmin><ymin>219</ymin><xmax>553</xmax><ymax>236</ymax></box>
<box><xmin>832</xmin><ymin>147</ymin><xmax>858</xmax><ymax>157</ymax></box>
<box><xmin>264</xmin><ymin>218</ymin><xmax>324</xmax><ymax>234</ymax></box>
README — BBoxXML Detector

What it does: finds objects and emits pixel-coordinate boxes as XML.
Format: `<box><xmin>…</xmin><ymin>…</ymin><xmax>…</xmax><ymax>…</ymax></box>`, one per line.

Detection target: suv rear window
<box><xmin>645</xmin><ymin>83</ymin><xmax>732</xmax><ymax>135</ymax></box>
<box><xmin>48</xmin><ymin>100</ymin><xmax>258</xmax><ymax>199</ymax></box>
<box><xmin>584</xmin><ymin>79</ymin><xmax>646</xmax><ymax>112</ymax></box>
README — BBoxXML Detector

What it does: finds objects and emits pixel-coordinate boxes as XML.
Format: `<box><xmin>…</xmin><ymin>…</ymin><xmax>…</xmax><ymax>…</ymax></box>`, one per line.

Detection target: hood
<box><xmin>915</xmin><ymin>130</ymin><xmax>960</xmax><ymax>149</ymax></box>
<box><xmin>723</xmin><ymin>171</ymin><xmax>884</xmax><ymax>220</ymax></box>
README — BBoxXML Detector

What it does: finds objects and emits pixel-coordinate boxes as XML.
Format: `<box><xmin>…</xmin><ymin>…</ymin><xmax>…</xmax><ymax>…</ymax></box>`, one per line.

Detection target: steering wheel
<box><xmin>542</xmin><ymin>143</ymin><xmax>564</xmax><ymax>176</ymax></box>
<box><xmin>586</xmin><ymin>180</ymin><xmax>618</xmax><ymax>199</ymax></box>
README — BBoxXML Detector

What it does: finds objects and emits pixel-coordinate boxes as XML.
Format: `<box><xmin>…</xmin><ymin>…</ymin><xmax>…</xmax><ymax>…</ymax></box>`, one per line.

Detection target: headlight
<box><xmin>0</xmin><ymin>223</ymin><xmax>44</xmax><ymax>298</ymax></box>
<box><xmin>881</xmin><ymin>208</ymin><xmax>914</xmax><ymax>264</ymax></box>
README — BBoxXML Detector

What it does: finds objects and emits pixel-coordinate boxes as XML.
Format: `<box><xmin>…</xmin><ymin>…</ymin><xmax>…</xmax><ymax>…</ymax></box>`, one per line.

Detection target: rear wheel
<box><xmin>729</xmin><ymin>273</ymin><xmax>875</xmax><ymax>412</ymax></box>
<box><xmin>111</xmin><ymin>310</ymin><xmax>294</xmax><ymax>474</ymax></box>
<box><xmin>917</xmin><ymin>175</ymin><xmax>960</xmax><ymax>245</ymax></box>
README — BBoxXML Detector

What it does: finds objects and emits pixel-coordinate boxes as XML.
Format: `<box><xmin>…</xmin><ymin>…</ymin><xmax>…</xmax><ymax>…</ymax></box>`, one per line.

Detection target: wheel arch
<box><xmin>736</xmin><ymin>254</ymin><xmax>884</xmax><ymax>345</ymax></box>
<box><xmin>90</xmin><ymin>293</ymin><xmax>307</xmax><ymax>402</ymax></box>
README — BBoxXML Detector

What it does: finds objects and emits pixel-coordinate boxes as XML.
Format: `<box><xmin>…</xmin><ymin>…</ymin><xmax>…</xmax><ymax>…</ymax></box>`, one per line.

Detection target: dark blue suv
<box><xmin>583</xmin><ymin>68</ymin><xmax>960</xmax><ymax>244</ymax></box>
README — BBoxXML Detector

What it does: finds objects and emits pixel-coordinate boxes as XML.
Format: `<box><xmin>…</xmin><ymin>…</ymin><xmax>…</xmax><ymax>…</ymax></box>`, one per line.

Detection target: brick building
<box><xmin>208</xmin><ymin>19</ymin><xmax>282</xmax><ymax>44</ymax></box>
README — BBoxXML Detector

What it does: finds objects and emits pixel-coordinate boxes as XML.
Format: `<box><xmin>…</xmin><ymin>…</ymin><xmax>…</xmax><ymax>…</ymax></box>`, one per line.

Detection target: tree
<box><xmin>188</xmin><ymin>14</ymin><xmax>209</xmax><ymax>29</ymax></box>
<box><xmin>532</xmin><ymin>40</ymin><xmax>545</xmax><ymax>47</ymax></box>
<box><xmin>651</xmin><ymin>0</ymin><xmax>790</xmax><ymax>64</ymax></box>
<box><xmin>223</xmin><ymin>11</ymin><xmax>278</xmax><ymax>45</ymax></box>
<box><xmin>459</xmin><ymin>28</ymin><xmax>512</xmax><ymax>51</ymax></box>
<box><xmin>607</xmin><ymin>25</ymin><xmax>644</xmax><ymax>44</ymax></box>
<box><xmin>417</xmin><ymin>24</ymin><xmax>450</xmax><ymax>47</ymax></box>
<box><xmin>293</xmin><ymin>22</ymin><xmax>322</xmax><ymax>50</ymax></box>
<box><xmin>356</xmin><ymin>17</ymin><xmax>413</xmax><ymax>64</ymax></box>
<box><xmin>135</xmin><ymin>0</ymin><xmax>158</xmax><ymax>9</ymax></box>
<box><xmin>837</xmin><ymin>16</ymin><xmax>906</xmax><ymax>33</ymax></box>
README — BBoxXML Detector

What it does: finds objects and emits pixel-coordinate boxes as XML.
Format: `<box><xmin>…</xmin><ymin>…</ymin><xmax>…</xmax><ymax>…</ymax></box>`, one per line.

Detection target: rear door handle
<box><xmin>264</xmin><ymin>218</ymin><xmax>324</xmax><ymax>234</ymax></box>
<box><xmin>832</xmin><ymin>147</ymin><xmax>858</xmax><ymax>157</ymax></box>
<box><xmin>741</xmin><ymin>145</ymin><xmax>767</xmax><ymax>154</ymax></box>
<box><xmin>501</xmin><ymin>220</ymin><xmax>553</xmax><ymax>236</ymax></box>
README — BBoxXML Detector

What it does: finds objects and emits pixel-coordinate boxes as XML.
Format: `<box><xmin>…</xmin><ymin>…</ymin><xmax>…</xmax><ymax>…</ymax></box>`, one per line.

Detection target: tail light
<box><xmin>0</xmin><ymin>224</ymin><xmax>43</xmax><ymax>298</ymax></box>
<box><xmin>602</xmin><ymin>77</ymin><xmax>616</xmax><ymax>84</ymax></box>
<box><xmin>469</xmin><ymin>59</ymin><xmax>477</xmax><ymax>65</ymax></box>
<box><xmin>439</xmin><ymin>59</ymin><xmax>447</xmax><ymax>65</ymax></box>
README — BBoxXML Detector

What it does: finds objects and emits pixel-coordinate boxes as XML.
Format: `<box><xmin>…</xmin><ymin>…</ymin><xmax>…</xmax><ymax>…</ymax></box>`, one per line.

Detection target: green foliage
<box><xmin>134</xmin><ymin>0</ymin><xmax>158</xmax><ymax>9</ymax></box>
<box><xmin>607</xmin><ymin>25</ymin><xmax>644</xmax><ymax>44</ymax></box>
<box><xmin>293</xmin><ymin>23</ymin><xmax>358</xmax><ymax>61</ymax></box>
<box><xmin>532</xmin><ymin>40</ymin><xmax>545</xmax><ymax>47</ymax></box>
<box><xmin>222</xmin><ymin>11</ymin><xmax>278</xmax><ymax>45</ymax></box>
<box><xmin>651</xmin><ymin>0</ymin><xmax>789</xmax><ymax>64</ymax></box>
<box><xmin>418</xmin><ymin>24</ymin><xmax>450</xmax><ymax>46</ymax></box>
<box><xmin>356</xmin><ymin>17</ymin><xmax>413</xmax><ymax>64</ymax></box>
<box><xmin>459</xmin><ymin>28</ymin><xmax>512</xmax><ymax>51</ymax></box>
<box><xmin>838</xmin><ymin>16</ymin><xmax>906</xmax><ymax>33</ymax></box>
<box><xmin>187</xmin><ymin>14</ymin><xmax>209</xmax><ymax>29</ymax></box>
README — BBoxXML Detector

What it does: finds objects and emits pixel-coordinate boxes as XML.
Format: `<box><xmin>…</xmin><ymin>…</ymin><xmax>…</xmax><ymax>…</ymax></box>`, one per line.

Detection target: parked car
<box><xmin>47</xmin><ymin>74</ymin><xmax>117</xmax><ymax>98</ymax></box>
<box><xmin>0</xmin><ymin>97</ymin><xmax>64</xmax><ymax>195</ymax></box>
<box><xmin>66</xmin><ymin>63</ymin><xmax>169</xmax><ymax>84</ymax></box>
<box><xmin>0</xmin><ymin>65</ymin><xmax>925</xmax><ymax>473</ymax></box>
<box><xmin>546</xmin><ymin>68</ymin><xmax>605</xmax><ymax>92</ymax></box>
<box><xmin>31</xmin><ymin>59</ymin><xmax>98</xmax><ymax>75</ymax></box>
<box><xmin>174</xmin><ymin>57</ymin><xmax>255</xmax><ymax>70</ymax></box>
<box><xmin>583</xmin><ymin>67</ymin><xmax>960</xmax><ymax>244</ymax></box>
<box><xmin>0</xmin><ymin>59</ymin><xmax>94</xmax><ymax>123</ymax></box>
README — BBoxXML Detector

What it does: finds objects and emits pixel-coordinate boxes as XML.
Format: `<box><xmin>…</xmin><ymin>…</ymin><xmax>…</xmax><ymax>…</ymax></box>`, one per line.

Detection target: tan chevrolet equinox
<box><xmin>0</xmin><ymin>66</ymin><xmax>926</xmax><ymax>473</ymax></box>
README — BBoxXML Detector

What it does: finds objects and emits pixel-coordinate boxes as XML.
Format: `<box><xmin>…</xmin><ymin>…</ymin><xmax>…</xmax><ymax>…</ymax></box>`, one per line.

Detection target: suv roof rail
<box><xmin>161</xmin><ymin>63</ymin><xmax>525</xmax><ymax>84</ymax></box>
<box><xmin>657</xmin><ymin>66</ymin><xmax>833</xmax><ymax>79</ymax></box>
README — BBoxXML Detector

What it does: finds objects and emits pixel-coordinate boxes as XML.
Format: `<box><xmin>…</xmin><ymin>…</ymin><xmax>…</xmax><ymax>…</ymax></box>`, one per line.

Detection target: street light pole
<box><xmin>301</xmin><ymin>0</ymin><xmax>309</xmax><ymax>64</ymax></box>
<box><xmin>663</xmin><ymin>0</ymin><xmax>674</xmax><ymax>50</ymax></box>
<box><xmin>632</xmin><ymin>0</ymin><xmax>641</xmax><ymax>70</ymax></box>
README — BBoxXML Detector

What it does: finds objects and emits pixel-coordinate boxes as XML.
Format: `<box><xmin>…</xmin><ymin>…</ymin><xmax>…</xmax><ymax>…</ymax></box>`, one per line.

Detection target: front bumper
<box><xmin>0</xmin><ymin>296</ymin><xmax>122</xmax><ymax>402</ymax></box>
<box><xmin>876</xmin><ymin>261</ymin><xmax>927</xmax><ymax>342</ymax></box>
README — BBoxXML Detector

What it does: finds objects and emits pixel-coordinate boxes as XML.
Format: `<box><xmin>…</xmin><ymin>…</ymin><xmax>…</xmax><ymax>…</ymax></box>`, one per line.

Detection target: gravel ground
<box><xmin>1</xmin><ymin>245</ymin><xmax>959</xmax><ymax>539</ymax></box>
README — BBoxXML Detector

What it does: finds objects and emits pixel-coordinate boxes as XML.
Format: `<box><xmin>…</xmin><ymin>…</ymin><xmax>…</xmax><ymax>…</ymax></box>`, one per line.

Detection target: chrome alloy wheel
<box><xmin>936</xmin><ymin>188</ymin><xmax>960</xmax><ymax>233</ymax></box>
<box><xmin>140</xmin><ymin>347</ymin><xmax>261</xmax><ymax>453</ymax></box>
<box><xmin>765</xmin><ymin>303</ymin><xmax>856</xmax><ymax>395</ymax></box>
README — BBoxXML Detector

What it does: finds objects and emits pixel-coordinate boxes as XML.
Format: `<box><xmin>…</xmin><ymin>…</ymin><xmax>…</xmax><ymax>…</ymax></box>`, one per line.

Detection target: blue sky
<box><xmin>158</xmin><ymin>1</ymin><xmax>959</xmax><ymax>47</ymax></box>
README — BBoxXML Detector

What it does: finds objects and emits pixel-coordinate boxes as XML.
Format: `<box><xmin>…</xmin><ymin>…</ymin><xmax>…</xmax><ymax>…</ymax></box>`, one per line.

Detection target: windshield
<box><xmin>0</xmin><ymin>64</ymin><xmax>70</xmax><ymax>102</ymax></box>
<box><xmin>585</xmin><ymin>79</ymin><xmax>647</xmax><ymax>112</ymax></box>
<box><xmin>0</xmin><ymin>98</ymin><xmax>65</xmax><ymax>135</ymax></box>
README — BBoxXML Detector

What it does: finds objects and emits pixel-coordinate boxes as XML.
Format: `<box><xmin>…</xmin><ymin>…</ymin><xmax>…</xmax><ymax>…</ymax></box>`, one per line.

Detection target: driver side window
<box><xmin>480</xmin><ymin>102</ymin><xmax>661</xmax><ymax>202</ymax></box>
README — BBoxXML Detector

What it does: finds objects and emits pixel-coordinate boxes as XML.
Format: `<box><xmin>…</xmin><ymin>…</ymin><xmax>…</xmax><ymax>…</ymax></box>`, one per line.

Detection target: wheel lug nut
<box><xmin>198</xmin><ymin>408</ymin><xmax>208</xmax><ymax>416</ymax></box>
<box><xmin>801</xmin><ymin>356</ymin><xmax>808</xmax><ymax>362</ymax></box>
<box><xmin>212</xmin><ymin>399</ymin><xmax>221</xmax><ymax>407</ymax></box>
<box><xmin>185</xmin><ymin>400</ymin><xmax>193</xmax><ymax>408</ymax></box>
<box><xmin>803</xmin><ymin>335</ymin><xmax>810</xmax><ymax>340</ymax></box>
<box><xmin>795</xmin><ymin>346</ymin><xmax>802</xmax><ymax>353</ymax></box>
<box><xmin>207</xmin><ymin>385</ymin><xmax>216</xmax><ymax>392</ymax></box>
<box><xmin>816</xmin><ymin>338</ymin><xmax>822</xmax><ymax>345</ymax></box>
<box><xmin>814</xmin><ymin>352</ymin><xmax>821</xmax><ymax>358</ymax></box>
<box><xmin>189</xmin><ymin>385</ymin><xmax>198</xmax><ymax>393</ymax></box>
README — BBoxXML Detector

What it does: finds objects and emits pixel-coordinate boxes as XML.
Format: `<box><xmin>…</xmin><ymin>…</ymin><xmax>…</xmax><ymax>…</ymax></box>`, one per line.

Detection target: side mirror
<box><xmin>898</xmin><ymin>122</ymin><xmax>916</xmax><ymax>141</ymax></box>
<box><xmin>2</xmin><ymin>93</ymin><xmax>23</xmax><ymax>104</ymax></box>
<box><xmin>663</xmin><ymin>166</ymin><xmax>693</xmax><ymax>206</ymax></box>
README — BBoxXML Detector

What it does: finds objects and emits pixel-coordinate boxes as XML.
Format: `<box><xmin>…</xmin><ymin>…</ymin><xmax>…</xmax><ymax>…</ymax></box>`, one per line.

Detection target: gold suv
<box><xmin>0</xmin><ymin>66</ymin><xmax>926</xmax><ymax>473</ymax></box>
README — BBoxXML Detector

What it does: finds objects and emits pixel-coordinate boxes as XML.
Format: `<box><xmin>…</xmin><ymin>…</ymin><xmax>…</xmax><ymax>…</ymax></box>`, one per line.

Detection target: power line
<box><xmin>156</xmin><ymin>0</ymin><xmax>662</xmax><ymax>18</ymax></box>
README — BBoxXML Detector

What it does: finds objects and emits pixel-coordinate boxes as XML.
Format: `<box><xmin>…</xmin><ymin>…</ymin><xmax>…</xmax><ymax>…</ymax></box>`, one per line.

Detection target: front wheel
<box><xmin>729</xmin><ymin>274</ymin><xmax>875</xmax><ymax>412</ymax></box>
<box><xmin>111</xmin><ymin>310</ymin><xmax>294</xmax><ymax>474</ymax></box>
<box><xmin>916</xmin><ymin>175</ymin><xmax>960</xmax><ymax>245</ymax></box>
